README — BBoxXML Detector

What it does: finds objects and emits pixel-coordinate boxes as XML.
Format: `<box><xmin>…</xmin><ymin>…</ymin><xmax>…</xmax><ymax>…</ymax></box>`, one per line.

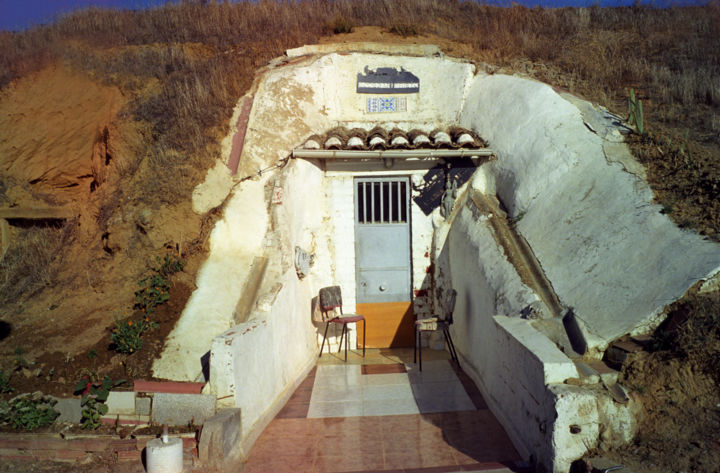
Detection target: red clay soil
<box><xmin>0</xmin><ymin>281</ymin><xmax>192</xmax><ymax>401</ymax></box>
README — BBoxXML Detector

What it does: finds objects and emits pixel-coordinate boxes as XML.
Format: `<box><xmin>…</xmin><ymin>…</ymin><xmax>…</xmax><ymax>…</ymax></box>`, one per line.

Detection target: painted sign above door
<box><xmin>357</xmin><ymin>66</ymin><xmax>420</xmax><ymax>94</ymax></box>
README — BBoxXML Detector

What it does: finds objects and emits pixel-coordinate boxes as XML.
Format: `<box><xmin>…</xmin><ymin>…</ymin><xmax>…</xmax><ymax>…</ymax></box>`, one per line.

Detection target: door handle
<box><xmin>379</xmin><ymin>285</ymin><xmax>387</xmax><ymax>292</ymax></box>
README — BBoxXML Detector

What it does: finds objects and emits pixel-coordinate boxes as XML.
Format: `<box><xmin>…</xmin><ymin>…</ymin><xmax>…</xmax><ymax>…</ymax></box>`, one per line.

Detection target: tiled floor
<box><xmin>245</xmin><ymin>348</ymin><xmax>531</xmax><ymax>473</ymax></box>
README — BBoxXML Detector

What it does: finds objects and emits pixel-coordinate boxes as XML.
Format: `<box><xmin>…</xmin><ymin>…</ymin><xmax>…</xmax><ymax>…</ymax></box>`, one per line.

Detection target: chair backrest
<box><xmin>319</xmin><ymin>286</ymin><xmax>344</xmax><ymax>320</ymax></box>
<box><xmin>443</xmin><ymin>289</ymin><xmax>457</xmax><ymax>325</ymax></box>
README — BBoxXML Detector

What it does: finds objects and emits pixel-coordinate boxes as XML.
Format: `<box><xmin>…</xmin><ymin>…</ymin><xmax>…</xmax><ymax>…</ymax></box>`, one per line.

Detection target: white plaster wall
<box><xmin>153</xmin><ymin>177</ymin><xmax>270</xmax><ymax>381</ymax></box>
<box><xmin>409</xmin><ymin>177</ymin><xmax>436</xmax><ymax>319</ymax></box>
<box><xmin>315</xmin><ymin>53</ymin><xmax>474</xmax><ymax>126</ymax></box>
<box><xmin>175</xmin><ymin>49</ymin><xmax>717</xmax><ymax>473</ymax></box>
<box><xmin>443</xmin><ymin>190</ymin><xmax>558</xmax><ymax>459</ymax></box>
<box><xmin>208</xmin><ymin>159</ymin><xmax>332</xmax><ymax>436</ymax></box>
<box><xmin>443</xmin><ymin>189</ymin><xmax>607</xmax><ymax>473</ymax></box>
<box><xmin>461</xmin><ymin>73</ymin><xmax>720</xmax><ymax>350</ymax></box>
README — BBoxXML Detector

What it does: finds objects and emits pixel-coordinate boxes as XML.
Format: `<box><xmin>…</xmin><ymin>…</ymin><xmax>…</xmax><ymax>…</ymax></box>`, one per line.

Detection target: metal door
<box><xmin>354</xmin><ymin>177</ymin><xmax>413</xmax><ymax>347</ymax></box>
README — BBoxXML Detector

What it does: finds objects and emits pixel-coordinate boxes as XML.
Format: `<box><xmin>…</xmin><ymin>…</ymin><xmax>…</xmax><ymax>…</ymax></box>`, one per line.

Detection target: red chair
<box><xmin>318</xmin><ymin>286</ymin><xmax>366</xmax><ymax>362</ymax></box>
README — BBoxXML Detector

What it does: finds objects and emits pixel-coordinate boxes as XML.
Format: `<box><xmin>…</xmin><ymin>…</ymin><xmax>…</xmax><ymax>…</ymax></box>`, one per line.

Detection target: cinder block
<box><xmin>135</xmin><ymin>396</ymin><xmax>151</xmax><ymax>416</ymax></box>
<box><xmin>198</xmin><ymin>408</ymin><xmax>244</xmax><ymax>470</ymax></box>
<box><xmin>53</xmin><ymin>398</ymin><xmax>81</xmax><ymax>424</ymax></box>
<box><xmin>106</xmin><ymin>391</ymin><xmax>136</xmax><ymax>415</ymax></box>
<box><xmin>151</xmin><ymin>393</ymin><xmax>216</xmax><ymax>426</ymax></box>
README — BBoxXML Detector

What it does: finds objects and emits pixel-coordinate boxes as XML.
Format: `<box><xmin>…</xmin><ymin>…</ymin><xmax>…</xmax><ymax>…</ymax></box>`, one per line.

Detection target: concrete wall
<box><xmin>153</xmin><ymin>177</ymin><xmax>270</xmax><ymax>381</ymax></box>
<box><xmin>207</xmin><ymin>158</ymin><xmax>332</xmax><ymax>456</ymax></box>
<box><xmin>442</xmin><ymin>186</ymin><xmax>577</xmax><ymax>469</ymax></box>
<box><xmin>443</xmin><ymin>186</ymin><xmax>639</xmax><ymax>473</ymax></box>
<box><xmin>313</xmin><ymin>52</ymin><xmax>474</xmax><ymax>127</ymax></box>
<box><xmin>460</xmin><ymin>73</ymin><xmax>720</xmax><ymax>351</ymax></box>
<box><xmin>170</xmin><ymin>47</ymin><xmax>718</xmax><ymax>471</ymax></box>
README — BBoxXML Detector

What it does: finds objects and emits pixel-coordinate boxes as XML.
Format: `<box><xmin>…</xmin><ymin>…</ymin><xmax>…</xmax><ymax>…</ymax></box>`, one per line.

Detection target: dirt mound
<box><xmin>600</xmin><ymin>289</ymin><xmax>720</xmax><ymax>473</ymax></box>
<box><xmin>0</xmin><ymin>65</ymin><xmax>126</xmax><ymax>204</ymax></box>
<box><xmin>0</xmin><ymin>63</ymin><xmax>205</xmax><ymax>384</ymax></box>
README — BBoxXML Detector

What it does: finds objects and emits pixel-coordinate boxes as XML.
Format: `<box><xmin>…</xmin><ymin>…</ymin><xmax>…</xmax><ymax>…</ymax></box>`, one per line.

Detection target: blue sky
<box><xmin>0</xmin><ymin>0</ymin><xmax>708</xmax><ymax>32</ymax></box>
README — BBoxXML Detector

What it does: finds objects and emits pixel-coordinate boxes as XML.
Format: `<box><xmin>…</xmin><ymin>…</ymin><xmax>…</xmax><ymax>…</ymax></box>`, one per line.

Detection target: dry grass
<box><xmin>1</xmin><ymin>1</ymin><xmax>717</xmax><ymax>214</ymax></box>
<box><xmin>0</xmin><ymin>222</ymin><xmax>76</xmax><ymax>304</ymax></box>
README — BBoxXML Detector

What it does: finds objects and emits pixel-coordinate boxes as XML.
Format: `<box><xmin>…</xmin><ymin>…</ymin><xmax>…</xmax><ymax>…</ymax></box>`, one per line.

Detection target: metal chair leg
<box><xmin>443</xmin><ymin>328</ymin><xmax>459</xmax><ymax>364</ymax></box>
<box><xmin>320</xmin><ymin>322</ymin><xmax>330</xmax><ymax>357</ymax></box>
<box><xmin>338</xmin><ymin>324</ymin><xmax>345</xmax><ymax>353</ymax></box>
<box><xmin>345</xmin><ymin>324</ymin><xmax>349</xmax><ymax>362</ymax></box>
<box><xmin>418</xmin><ymin>328</ymin><xmax>423</xmax><ymax>372</ymax></box>
<box><xmin>414</xmin><ymin>326</ymin><xmax>417</xmax><ymax>363</ymax></box>
<box><xmin>362</xmin><ymin>319</ymin><xmax>366</xmax><ymax>358</ymax></box>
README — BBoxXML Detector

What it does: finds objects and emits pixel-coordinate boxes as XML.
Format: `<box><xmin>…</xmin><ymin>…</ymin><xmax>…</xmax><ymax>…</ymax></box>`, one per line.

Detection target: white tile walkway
<box><xmin>307</xmin><ymin>360</ymin><xmax>475</xmax><ymax>418</ymax></box>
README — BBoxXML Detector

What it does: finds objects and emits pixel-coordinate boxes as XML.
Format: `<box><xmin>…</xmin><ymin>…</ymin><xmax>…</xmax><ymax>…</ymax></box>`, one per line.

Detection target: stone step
<box><xmin>133</xmin><ymin>379</ymin><xmax>205</xmax><ymax>394</ymax></box>
<box><xmin>587</xmin><ymin>455</ymin><xmax>635</xmax><ymax>473</ymax></box>
<box><xmin>586</xmin><ymin>360</ymin><xmax>621</xmax><ymax>385</ymax></box>
<box><xmin>606</xmin><ymin>339</ymin><xmax>644</xmax><ymax>368</ymax></box>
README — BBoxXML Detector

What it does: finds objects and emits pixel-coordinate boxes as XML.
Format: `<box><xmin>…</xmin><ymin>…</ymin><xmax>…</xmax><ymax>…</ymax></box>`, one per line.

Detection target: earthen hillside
<box><xmin>0</xmin><ymin>2</ymin><xmax>718</xmax><ymax>472</ymax></box>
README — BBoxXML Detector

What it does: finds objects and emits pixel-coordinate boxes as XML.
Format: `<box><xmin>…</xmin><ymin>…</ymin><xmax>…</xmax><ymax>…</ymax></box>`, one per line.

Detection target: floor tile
<box><xmin>416</xmin><ymin>396</ymin><xmax>476</xmax><ymax>414</ymax></box>
<box><xmin>360</xmin><ymin>372</ymin><xmax>411</xmax><ymax>386</ymax></box>
<box><xmin>320</xmin><ymin>415</ymin><xmax>381</xmax><ymax>438</ymax></box>
<box><xmin>362</xmin><ymin>363</ymin><xmax>407</xmax><ymax>375</ymax></box>
<box><xmin>363</xmin><ymin>398</ymin><xmax>420</xmax><ymax>416</ymax></box>
<box><xmin>276</xmin><ymin>401</ymin><xmax>311</xmax><ymax>418</ymax></box>
<box><xmin>308</xmin><ymin>400</ymin><xmax>364</xmax><ymax>418</ymax></box>
<box><xmin>316</xmin><ymin>452</ymin><xmax>385</xmax><ymax>472</ymax></box>
<box><xmin>246</xmin><ymin>349</ymin><xmax>522</xmax><ymax>473</ymax></box>
<box><xmin>362</xmin><ymin>383</ymin><xmax>414</xmax><ymax>402</ymax></box>
<box><xmin>244</xmin><ymin>454</ymin><xmax>318</xmax><ymax>473</ymax></box>
<box><xmin>311</xmin><ymin>384</ymin><xmax>364</xmax><ymax>403</ymax></box>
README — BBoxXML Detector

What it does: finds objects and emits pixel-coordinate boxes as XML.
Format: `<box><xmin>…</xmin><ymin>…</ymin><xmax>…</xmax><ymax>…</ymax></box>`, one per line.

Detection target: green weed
<box><xmin>134</xmin><ymin>274</ymin><xmax>170</xmax><ymax>314</ymax></box>
<box><xmin>73</xmin><ymin>375</ymin><xmax>125</xmax><ymax>430</ymax></box>
<box><xmin>154</xmin><ymin>254</ymin><xmax>185</xmax><ymax>278</ymax></box>
<box><xmin>0</xmin><ymin>370</ymin><xmax>12</xmax><ymax>393</ymax></box>
<box><xmin>110</xmin><ymin>317</ymin><xmax>157</xmax><ymax>355</ymax></box>
<box><xmin>0</xmin><ymin>393</ymin><xmax>58</xmax><ymax>431</ymax></box>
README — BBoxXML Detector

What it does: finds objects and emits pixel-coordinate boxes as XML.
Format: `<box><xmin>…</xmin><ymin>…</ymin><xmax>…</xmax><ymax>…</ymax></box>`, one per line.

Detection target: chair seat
<box><xmin>416</xmin><ymin>317</ymin><xmax>450</xmax><ymax>332</ymax></box>
<box><xmin>330</xmin><ymin>314</ymin><xmax>364</xmax><ymax>323</ymax></box>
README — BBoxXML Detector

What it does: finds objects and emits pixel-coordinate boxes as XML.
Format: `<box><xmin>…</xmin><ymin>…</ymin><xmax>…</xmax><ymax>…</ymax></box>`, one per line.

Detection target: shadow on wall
<box><xmin>412</xmin><ymin>158</ymin><xmax>476</xmax><ymax>216</ymax></box>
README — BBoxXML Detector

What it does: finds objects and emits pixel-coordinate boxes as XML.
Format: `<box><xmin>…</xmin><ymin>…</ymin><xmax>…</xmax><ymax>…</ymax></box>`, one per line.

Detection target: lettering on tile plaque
<box><xmin>357</xmin><ymin>66</ymin><xmax>420</xmax><ymax>94</ymax></box>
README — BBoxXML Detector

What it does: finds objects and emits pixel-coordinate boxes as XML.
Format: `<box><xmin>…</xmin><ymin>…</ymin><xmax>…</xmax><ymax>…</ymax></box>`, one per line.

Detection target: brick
<box><xmin>0</xmin><ymin>448</ymin><xmax>30</xmax><ymax>457</ymax></box>
<box><xmin>21</xmin><ymin>439</ymin><xmax>65</xmax><ymax>450</ymax></box>
<box><xmin>135</xmin><ymin>437</ymin><xmax>152</xmax><ymax>450</ymax></box>
<box><xmin>110</xmin><ymin>439</ymin><xmax>137</xmax><ymax>451</ymax></box>
<box><xmin>116</xmin><ymin>449</ymin><xmax>142</xmax><ymax>462</ymax></box>
<box><xmin>56</xmin><ymin>449</ymin><xmax>89</xmax><ymax>461</ymax></box>
<box><xmin>0</xmin><ymin>439</ymin><xmax>32</xmax><ymax>449</ymax></box>
<box><xmin>30</xmin><ymin>449</ymin><xmax>56</xmax><ymax>460</ymax></box>
<box><xmin>0</xmin><ymin>455</ymin><xmax>32</xmax><ymax>461</ymax></box>
<box><xmin>133</xmin><ymin>380</ymin><xmax>205</xmax><ymax>394</ymax></box>
<box><xmin>66</xmin><ymin>438</ymin><xmax>112</xmax><ymax>452</ymax></box>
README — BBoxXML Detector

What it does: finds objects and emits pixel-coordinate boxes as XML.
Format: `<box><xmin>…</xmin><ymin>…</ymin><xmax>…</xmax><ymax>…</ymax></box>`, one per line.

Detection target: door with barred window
<box><xmin>354</xmin><ymin>177</ymin><xmax>414</xmax><ymax>348</ymax></box>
